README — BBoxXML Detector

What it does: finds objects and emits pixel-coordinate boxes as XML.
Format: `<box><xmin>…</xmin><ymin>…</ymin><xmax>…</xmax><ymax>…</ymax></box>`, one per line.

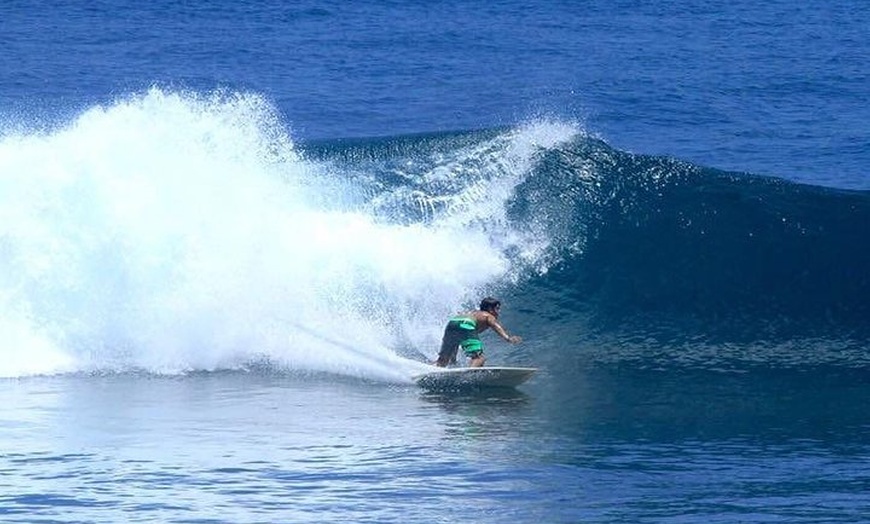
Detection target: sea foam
<box><xmin>0</xmin><ymin>89</ymin><xmax>578</xmax><ymax>379</ymax></box>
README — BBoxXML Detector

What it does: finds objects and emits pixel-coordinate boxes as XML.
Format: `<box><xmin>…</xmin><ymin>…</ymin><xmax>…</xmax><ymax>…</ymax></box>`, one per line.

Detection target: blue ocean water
<box><xmin>2</xmin><ymin>0</ymin><xmax>869</xmax><ymax>522</ymax></box>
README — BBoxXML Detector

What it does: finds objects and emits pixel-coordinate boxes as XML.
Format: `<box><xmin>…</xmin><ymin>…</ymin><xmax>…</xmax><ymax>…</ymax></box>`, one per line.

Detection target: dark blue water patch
<box><xmin>208</xmin><ymin>466</ymin><xmax>260</xmax><ymax>475</ymax></box>
<box><xmin>1</xmin><ymin>492</ymin><xmax>106</xmax><ymax>509</ymax></box>
<box><xmin>4</xmin><ymin>452</ymin><xmax>96</xmax><ymax>465</ymax></box>
<box><xmin>129</xmin><ymin>502</ymin><xmax>191</xmax><ymax>512</ymax></box>
<box><xmin>529</xmin><ymin>365</ymin><xmax>870</xmax><ymax>446</ymax></box>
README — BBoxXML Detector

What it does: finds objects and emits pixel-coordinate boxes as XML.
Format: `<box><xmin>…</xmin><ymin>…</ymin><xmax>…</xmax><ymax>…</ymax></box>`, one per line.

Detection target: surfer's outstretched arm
<box><xmin>487</xmin><ymin>317</ymin><xmax>522</xmax><ymax>344</ymax></box>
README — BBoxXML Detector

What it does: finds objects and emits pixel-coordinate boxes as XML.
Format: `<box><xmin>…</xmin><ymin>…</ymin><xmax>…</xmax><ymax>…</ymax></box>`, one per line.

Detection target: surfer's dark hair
<box><xmin>479</xmin><ymin>297</ymin><xmax>501</xmax><ymax>313</ymax></box>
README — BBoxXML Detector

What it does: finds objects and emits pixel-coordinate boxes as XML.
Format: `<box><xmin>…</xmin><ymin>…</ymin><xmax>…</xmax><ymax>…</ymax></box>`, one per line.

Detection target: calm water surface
<box><xmin>3</xmin><ymin>368</ymin><xmax>869</xmax><ymax>523</ymax></box>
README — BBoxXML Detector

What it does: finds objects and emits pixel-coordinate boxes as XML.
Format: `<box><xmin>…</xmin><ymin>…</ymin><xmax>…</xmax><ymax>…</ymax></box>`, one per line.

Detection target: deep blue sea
<box><xmin>2</xmin><ymin>1</ymin><xmax>869</xmax><ymax>522</ymax></box>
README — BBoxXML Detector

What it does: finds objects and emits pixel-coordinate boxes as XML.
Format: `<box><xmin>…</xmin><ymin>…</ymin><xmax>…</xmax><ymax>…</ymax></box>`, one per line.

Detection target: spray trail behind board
<box><xmin>0</xmin><ymin>88</ymin><xmax>579</xmax><ymax>379</ymax></box>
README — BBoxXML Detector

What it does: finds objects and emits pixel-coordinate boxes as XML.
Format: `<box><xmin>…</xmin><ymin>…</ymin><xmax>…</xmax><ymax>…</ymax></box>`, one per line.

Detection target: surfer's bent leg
<box><xmin>461</xmin><ymin>339</ymin><xmax>485</xmax><ymax>367</ymax></box>
<box><xmin>467</xmin><ymin>350</ymin><xmax>485</xmax><ymax>367</ymax></box>
<box><xmin>436</xmin><ymin>317</ymin><xmax>478</xmax><ymax>367</ymax></box>
<box><xmin>436</xmin><ymin>325</ymin><xmax>462</xmax><ymax>366</ymax></box>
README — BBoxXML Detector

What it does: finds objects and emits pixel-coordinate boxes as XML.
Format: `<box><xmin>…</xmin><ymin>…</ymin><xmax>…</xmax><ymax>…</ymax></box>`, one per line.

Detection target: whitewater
<box><xmin>0</xmin><ymin>89</ymin><xmax>578</xmax><ymax>380</ymax></box>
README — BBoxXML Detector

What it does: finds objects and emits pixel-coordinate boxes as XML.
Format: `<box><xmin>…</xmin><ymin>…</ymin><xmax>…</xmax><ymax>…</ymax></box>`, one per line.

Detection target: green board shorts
<box><xmin>460</xmin><ymin>337</ymin><xmax>483</xmax><ymax>358</ymax></box>
<box><xmin>438</xmin><ymin>317</ymin><xmax>484</xmax><ymax>363</ymax></box>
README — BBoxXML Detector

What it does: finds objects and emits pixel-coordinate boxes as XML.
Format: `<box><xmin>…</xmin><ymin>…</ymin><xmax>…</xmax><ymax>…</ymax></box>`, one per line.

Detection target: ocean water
<box><xmin>2</xmin><ymin>1</ymin><xmax>869</xmax><ymax>522</ymax></box>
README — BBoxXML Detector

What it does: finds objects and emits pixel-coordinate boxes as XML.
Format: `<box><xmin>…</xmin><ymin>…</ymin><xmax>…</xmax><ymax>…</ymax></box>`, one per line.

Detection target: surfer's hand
<box><xmin>508</xmin><ymin>335</ymin><xmax>522</xmax><ymax>344</ymax></box>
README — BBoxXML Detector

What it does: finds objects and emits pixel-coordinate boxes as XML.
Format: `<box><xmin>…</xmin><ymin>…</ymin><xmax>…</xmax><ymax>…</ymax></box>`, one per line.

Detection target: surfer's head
<box><xmin>479</xmin><ymin>297</ymin><xmax>501</xmax><ymax>316</ymax></box>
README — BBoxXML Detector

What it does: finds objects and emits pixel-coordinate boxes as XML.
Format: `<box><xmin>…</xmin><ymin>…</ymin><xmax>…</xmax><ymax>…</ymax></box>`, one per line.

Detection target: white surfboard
<box><xmin>413</xmin><ymin>366</ymin><xmax>537</xmax><ymax>389</ymax></box>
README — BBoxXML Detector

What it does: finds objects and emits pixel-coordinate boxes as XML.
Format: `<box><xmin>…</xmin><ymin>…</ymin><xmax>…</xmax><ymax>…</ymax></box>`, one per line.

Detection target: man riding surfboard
<box><xmin>435</xmin><ymin>297</ymin><xmax>522</xmax><ymax>367</ymax></box>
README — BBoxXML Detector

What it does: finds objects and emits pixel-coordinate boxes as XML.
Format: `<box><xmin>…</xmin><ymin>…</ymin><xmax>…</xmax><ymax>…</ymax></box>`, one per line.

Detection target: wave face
<box><xmin>506</xmin><ymin>139</ymin><xmax>870</xmax><ymax>369</ymax></box>
<box><xmin>513</xmin><ymin>139</ymin><xmax>870</xmax><ymax>333</ymax></box>
<box><xmin>2</xmin><ymin>89</ymin><xmax>868</xmax><ymax>378</ymax></box>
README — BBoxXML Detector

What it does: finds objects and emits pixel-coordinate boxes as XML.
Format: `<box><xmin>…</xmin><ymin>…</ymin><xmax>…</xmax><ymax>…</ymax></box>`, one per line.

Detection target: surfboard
<box><xmin>413</xmin><ymin>366</ymin><xmax>537</xmax><ymax>389</ymax></box>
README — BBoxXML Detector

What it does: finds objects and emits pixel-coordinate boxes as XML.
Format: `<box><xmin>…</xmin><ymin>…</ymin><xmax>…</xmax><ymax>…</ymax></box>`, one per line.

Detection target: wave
<box><xmin>1</xmin><ymin>88</ymin><xmax>867</xmax><ymax>378</ymax></box>
<box><xmin>504</xmin><ymin>139</ymin><xmax>870</xmax><ymax>369</ymax></box>
<box><xmin>311</xmin><ymin>128</ymin><xmax>870</xmax><ymax>369</ymax></box>
<box><xmin>512</xmin><ymin>139</ymin><xmax>870</xmax><ymax>334</ymax></box>
<box><xmin>0</xmin><ymin>89</ymin><xmax>578</xmax><ymax>378</ymax></box>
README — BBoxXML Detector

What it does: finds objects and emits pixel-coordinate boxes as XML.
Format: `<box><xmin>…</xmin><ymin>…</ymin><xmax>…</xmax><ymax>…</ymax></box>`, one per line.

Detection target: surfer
<box><xmin>435</xmin><ymin>297</ymin><xmax>522</xmax><ymax>368</ymax></box>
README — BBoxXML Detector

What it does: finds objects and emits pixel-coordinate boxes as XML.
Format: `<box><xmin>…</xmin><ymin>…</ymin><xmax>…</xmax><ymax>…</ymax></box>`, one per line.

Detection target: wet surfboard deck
<box><xmin>413</xmin><ymin>366</ymin><xmax>537</xmax><ymax>389</ymax></box>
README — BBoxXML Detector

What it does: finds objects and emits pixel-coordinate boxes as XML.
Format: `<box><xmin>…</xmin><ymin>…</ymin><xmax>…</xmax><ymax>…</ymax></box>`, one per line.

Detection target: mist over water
<box><xmin>0</xmin><ymin>89</ymin><xmax>579</xmax><ymax>380</ymax></box>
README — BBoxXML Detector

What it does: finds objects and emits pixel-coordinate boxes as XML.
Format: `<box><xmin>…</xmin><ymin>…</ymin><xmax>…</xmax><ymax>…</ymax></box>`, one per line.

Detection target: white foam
<box><xmin>0</xmin><ymin>88</ymin><xmax>579</xmax><ymax>380</ymax></box>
